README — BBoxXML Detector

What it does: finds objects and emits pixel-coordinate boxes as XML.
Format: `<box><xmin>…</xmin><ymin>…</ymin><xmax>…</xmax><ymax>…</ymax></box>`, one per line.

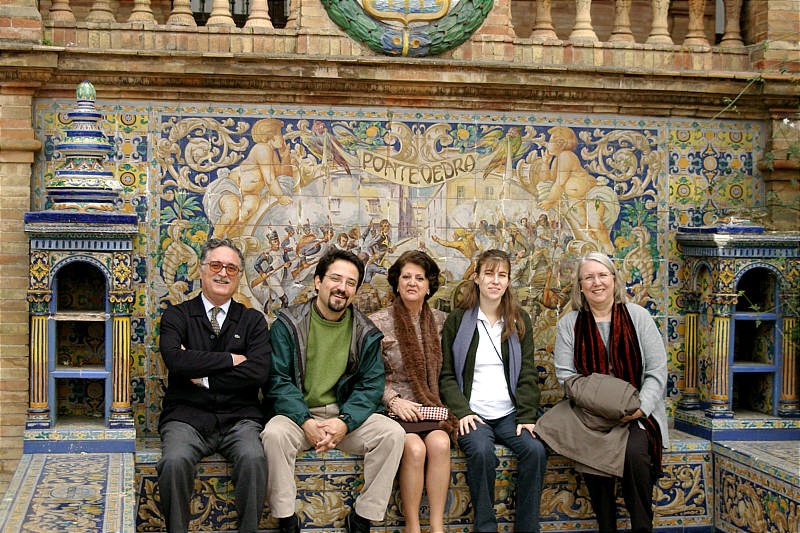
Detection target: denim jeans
<box><xmin>457</xmin><ymin>412</ymin><xmax>547</xmax><ymax>532</ymax></box>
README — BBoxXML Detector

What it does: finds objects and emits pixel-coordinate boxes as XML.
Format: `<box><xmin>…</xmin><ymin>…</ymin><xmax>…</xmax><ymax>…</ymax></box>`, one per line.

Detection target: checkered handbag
<box><xmin>389</xmin><ymin>405</ymin><xmax>449</xmax><ymax>421</ymax></box>
<box><xmin>417</xmin><ymin>406</ymin><xmax>449</xmax><ymax>421</ymax></box>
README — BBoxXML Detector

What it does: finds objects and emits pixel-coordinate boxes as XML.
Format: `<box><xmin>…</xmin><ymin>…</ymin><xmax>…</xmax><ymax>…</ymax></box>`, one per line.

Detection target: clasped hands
<box><xmin>302</xmin><ymin>417</ymin><xmax>348</xmax><ymax>453</ymax></box>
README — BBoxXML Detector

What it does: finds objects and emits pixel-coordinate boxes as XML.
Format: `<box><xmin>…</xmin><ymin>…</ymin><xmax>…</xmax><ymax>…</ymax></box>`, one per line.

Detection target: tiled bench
<box><xmin>135</xmin><ymin>429</ymin><xmax>713</xmax><ymax>532</ymax></box>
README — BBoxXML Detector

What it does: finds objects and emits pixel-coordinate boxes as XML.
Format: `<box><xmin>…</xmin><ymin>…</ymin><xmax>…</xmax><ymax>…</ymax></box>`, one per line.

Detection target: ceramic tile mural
<box><xmin>32</xmin><ymin>100</ymin><xmax>764</xmax><ymax>436</ymax></box>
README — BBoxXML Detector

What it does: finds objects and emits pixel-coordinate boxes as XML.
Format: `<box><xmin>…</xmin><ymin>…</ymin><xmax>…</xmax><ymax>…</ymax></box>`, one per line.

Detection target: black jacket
<box><xmin>158</xmin><ymin>294</ymin><xmax>270</xmax><ymax>435</ymax></box>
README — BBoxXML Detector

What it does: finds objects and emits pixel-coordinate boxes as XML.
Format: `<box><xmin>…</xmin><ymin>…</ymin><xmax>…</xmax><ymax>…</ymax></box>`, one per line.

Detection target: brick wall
<box><xmin>0</xmin><ymin>0</ymin><xmax>41</xmax><ymax>42</ymax></box>
<box><xmin>0</xmin><ymin>84</ymin><xmax>40</xmax><ymax>495</ymax></box>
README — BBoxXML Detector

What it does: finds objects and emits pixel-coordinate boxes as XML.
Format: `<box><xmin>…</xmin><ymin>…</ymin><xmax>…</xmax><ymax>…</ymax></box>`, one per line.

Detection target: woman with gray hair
<box><xmin>553</xmin><ymin>251</ymin><xmax>669</xmax><ymax>533</ymax></box>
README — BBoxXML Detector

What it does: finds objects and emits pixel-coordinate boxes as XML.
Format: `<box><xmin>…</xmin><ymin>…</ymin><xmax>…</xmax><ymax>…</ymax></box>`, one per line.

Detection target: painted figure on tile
<box><xmin>260</xmin><ymin>249</ymin><xmax>405</xmax><ymax>533</ymax></box>
<box><xmin>528</xmin><ymin>126</ymin><xmax>619</xmax><ymax>254</ymax></box>
<box><xmin>357</xmin><ymin>251</ymin><xmax>388</xmax><ymax>285</ymax></box>
<box><xmin>157</xmin><ymin>238</ymin><xmax>269</xmax><ymax>533</ymax></box>
<box><xmin>431</xmin><ymin>226</ymin><xmax>479</xmax><ymax>279</ymax></box>
<box><xmin>347</xmin><ymin>227</ymin><xmax>363</xmax><ymax>252</ymax></box>
<box><xmin>205</xmin><ymin>118</ymin><xmax>294</xmax><ymax>238</ymax></box>
<box><xmin>304</xmin><ymin>120</ymin><xmax>354</xmax><ymax>177</ymax></box>
<box><xmin>251</xmin><ymin>230</ymin><xmax>291</xmax><ymax>314</ymax></box>
<box><xmin>281</xmin><ymin>223</ymin><xmax>298</xmax><ymax>253</ymax></box>
<box><xmin>363</xmin><ymin>218</ymin><xmax>394</xmax><ymax>267</ymax></box>
<box><xmin>293</xmin><ymin>221</ymin><xmax>335</xmax><ymax>281</ymax></box>
<box><xmin>333</xmin><ymin>232</ymin><xmax>350</xmax><ymax>250</ymax></box>
<box><xmin>478</xmin><ymin>126</ymin><xmax>527</xmax><ymax>179</ymax></box>
<box><xmin>161</xmin><ymin>218</ymin><xmax>201</xmax><ymax>305</ymax></box>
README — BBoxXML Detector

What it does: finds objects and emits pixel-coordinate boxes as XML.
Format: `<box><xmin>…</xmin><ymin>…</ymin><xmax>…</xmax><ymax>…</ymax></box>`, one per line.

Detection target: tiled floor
<box><xmin>0</xmin><ymin>453</ymin><xmax>135</xmax><ymax>533</ymax></box>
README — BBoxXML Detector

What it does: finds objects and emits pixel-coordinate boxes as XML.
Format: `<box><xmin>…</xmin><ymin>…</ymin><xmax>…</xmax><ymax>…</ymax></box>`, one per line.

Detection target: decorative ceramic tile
<box><xmin>714</xmin><ymin>441</ymin><xmax>799</xmax><ymax>533</ymax></box>
<box><xmin>31</xmin><ymin>100</ymin><xmax>764</xmax><ymax>437</ymax></box>
<box><xmin>132</xmin><ymin>430</ymin><xmax>713</xmax><ymax>531</ymax></box>
<box><xmin>0</xmin><ymin>453</ymin><xmax>134</xmax><ymax>533</ymax></box>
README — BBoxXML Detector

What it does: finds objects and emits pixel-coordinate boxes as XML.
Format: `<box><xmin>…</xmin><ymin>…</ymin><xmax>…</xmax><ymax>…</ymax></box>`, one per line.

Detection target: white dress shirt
<box><xmin>468</xmin><ymin>308</ymin><xmax>515</xmax><ymax>420</ymax></box>
<box><xmin>196</xmin><ymin>294</ymin><xmax>232</xmax><ymax>389</ymax></box>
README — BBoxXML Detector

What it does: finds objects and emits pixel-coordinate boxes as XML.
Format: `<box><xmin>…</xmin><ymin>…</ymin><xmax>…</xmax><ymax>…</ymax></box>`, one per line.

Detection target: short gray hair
<box><xmin>199</xmin><ymin>238</ymin><xmax>244</xmax><ymax>267</ymax></box>
<box><xmin>569</xmin><ymin>251</ymin><xmax>626</xmax><ymax>310</ymax></box>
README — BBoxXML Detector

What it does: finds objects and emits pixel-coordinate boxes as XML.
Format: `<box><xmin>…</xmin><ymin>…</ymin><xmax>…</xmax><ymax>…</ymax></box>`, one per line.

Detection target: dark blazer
<box><xmin>158</xmin><ymin>294</ymin><xmax>270</xmax><ymax>435</ymax></box>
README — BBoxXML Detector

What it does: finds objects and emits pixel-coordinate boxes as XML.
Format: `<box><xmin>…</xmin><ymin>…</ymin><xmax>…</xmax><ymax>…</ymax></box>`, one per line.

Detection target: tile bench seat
<box><xmin>134</xmin><ymin>429</ymin><xmax>713</xmax><ymax>532</ymax></box>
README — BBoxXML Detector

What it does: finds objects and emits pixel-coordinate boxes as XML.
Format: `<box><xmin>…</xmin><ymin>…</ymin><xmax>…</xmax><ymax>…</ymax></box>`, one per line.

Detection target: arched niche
<box><xmin>48</xmin><ymin>257</ymin><xmax>112</xmax><ymax>424</ymax></box>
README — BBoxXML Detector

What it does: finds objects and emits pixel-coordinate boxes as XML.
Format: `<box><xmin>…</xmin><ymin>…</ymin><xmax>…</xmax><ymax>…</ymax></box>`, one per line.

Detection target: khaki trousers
<box><xmin>261</xmin><ymin>404</ymin><xmax>405</xmax><ymax>521</ymax></box>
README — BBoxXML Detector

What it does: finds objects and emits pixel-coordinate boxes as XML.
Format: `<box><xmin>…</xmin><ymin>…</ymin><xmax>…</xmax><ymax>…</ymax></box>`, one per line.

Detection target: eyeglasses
<box><xmin>581</xmin><ymin>272</ymin><xmax>613</xmax><ymax>284</ymax></box>
<box><xmin>203</xmin><ymin>261</ymin><xmax>241</xmax><ymax>276</ymax></box>
<box><xmin>325</xmin><ymin>273</ymin><xmax>358</xmax><ymax>289</ymax></box>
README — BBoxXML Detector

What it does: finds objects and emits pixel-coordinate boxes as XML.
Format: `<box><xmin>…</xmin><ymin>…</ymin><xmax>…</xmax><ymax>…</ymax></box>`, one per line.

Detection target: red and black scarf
<box><xmin>574</xmin><ymin>303</ymin><xmax>663</xmax><ymax>475</ymax></box>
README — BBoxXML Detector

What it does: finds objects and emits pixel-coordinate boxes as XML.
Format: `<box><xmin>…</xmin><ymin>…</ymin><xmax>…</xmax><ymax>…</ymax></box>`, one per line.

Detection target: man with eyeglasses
<box><xmin>157</xmin><ymin>238</ymin><xmax>270</xmax><ymax>533</ymax></box>
<box><xmin>261</xmin><ymin>249</ymin><xmax>405</xmax><ymax>533</ymax></box>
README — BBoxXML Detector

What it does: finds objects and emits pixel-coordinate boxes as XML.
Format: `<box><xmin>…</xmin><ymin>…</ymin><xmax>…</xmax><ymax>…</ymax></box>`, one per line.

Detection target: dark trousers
<box><xmin>583</xmin><ymin>424</ymin><xmax>654</xmax><ymax>533</ymax></box>
<box><xmin>157</xmin><ymin>419</ymin><xmax>268</xmax><ymax>533</ymax></box>
<box><xmin>457</xmin><ymin>412</ymin><xmax>548</xmax><ymax>532</ymax></box>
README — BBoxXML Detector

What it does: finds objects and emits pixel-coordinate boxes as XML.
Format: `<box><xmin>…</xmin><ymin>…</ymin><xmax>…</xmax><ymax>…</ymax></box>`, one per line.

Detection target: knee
<box><xmin>260</xmin><ymin>417</ymin><xmax>294</xmax><ymax>450</ymax></box>
<box><xmin>519</xmin><ymin>438</ymin><xmax>547</xmax><ymax>472</ymax></box>
<box><xmin>459</xmin><ymin>435</ymin><xmax>495</xmax><ymax>462</ymax></box>
<box><xmin>158</xmin><ymin>449</ymin><xmax>195</xmax><ymax>478</ymax></box>
<box><xmin>426</xmin><ymin>432</ymin><xmax>451</xmax><ymax>460</ymax></box>
<box><xmin>404</xmin><ymin>438</ymin><xmax>427</xmax><ymax>466</ymax></box>
<box><xmin>236</xmin><ymin>447</ymin><xmax>268</xmax><ymax>472</ymax></box>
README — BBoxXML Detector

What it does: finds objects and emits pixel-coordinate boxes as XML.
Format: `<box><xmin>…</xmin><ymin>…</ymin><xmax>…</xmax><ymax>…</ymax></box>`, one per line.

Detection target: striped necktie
<box><xmin>210</xmin><ymin>307</ymin><xmax>221</xmax><ymax>335</ymax></box>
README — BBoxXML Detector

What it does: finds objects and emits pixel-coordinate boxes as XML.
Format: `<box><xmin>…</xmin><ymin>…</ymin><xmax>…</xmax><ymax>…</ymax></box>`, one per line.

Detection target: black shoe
<box><xmin>278</xmin><ymin>513</ymin><xmax>301</xmax><ymax>533</ymax></box>
<box><xmin>344</xmin><ymin>510</ymin><xmax>371</xmax><ymax>533</ymax></box>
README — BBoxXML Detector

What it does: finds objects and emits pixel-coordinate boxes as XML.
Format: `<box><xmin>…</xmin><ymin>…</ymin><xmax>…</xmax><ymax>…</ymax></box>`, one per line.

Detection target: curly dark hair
<box><xmin>387</xmin><ymin>250</ymin><xmax>441</xmax><ymax>301</ymax></box>
<box><xmin>314</xmin><ymin>248</ymin><xmax>365</xmax><ymax>289</ymax></box>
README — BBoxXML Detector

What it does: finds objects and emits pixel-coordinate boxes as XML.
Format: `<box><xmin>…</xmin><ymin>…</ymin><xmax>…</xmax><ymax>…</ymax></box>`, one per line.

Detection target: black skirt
<box><xmin>394</xmin><ymin>419</ymin><xmax>442</xmax><ymax>436</ymax></box>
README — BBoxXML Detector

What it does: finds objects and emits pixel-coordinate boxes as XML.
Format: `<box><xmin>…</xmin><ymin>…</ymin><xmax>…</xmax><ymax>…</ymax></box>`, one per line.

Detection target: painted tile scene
<box><xmin>30</xmin><ymin>101</ymin><xmax>764</xmax><ymax>433</ymax></box>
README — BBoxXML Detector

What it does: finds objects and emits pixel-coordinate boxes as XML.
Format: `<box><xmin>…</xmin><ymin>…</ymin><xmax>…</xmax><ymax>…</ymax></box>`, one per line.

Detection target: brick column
<box><xmin>456</xmin><ymin>0</ymin><xmax>515</xmax><ymax>62</ymax></box>
<box><xmin>0</xmin><ymin>0</ymin><xmax>42</xmax><ymax>42</ymax></box>
<box><xmin>295</xmin><ymin>0</ymin><xmax>349</xmax><ymax>56</ymax></box>
<box><xmin>0</xmin><ymin>83</ymin><xmax>41</xmax><ymax>494</ymax></box>
<box><xmin>757</xmin><ymin>0</ymin><xmax>800</xmax><ymax>71</ymax></box>
<box><xmin>763</xmin><ymin>115</ymin><xmax>800</xmax><ymax>230</ymax></box>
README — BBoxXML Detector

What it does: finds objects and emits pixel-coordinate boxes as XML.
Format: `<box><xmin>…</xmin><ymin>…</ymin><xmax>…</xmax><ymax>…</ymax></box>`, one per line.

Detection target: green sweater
<box><xmin>439</xmin><ymin>307</ymin><xmax>541</xmax><ymax>424</ymax></box>
<box><xmin>304</xmin><ymin>306</ymin><xmax>352</xmax><ymax>407</ymax></box>
<box><xmin>263</xmin><ymin>299</ymin><xmax>385</xmax><ymax>433</ymax></box>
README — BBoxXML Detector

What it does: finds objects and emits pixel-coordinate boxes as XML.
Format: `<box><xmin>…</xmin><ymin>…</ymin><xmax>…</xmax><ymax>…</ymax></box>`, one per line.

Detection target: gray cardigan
<box><xmin>553</xmin><ymin>303</ymin><xmax>670</xmax><ymax>448</ymax></box>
